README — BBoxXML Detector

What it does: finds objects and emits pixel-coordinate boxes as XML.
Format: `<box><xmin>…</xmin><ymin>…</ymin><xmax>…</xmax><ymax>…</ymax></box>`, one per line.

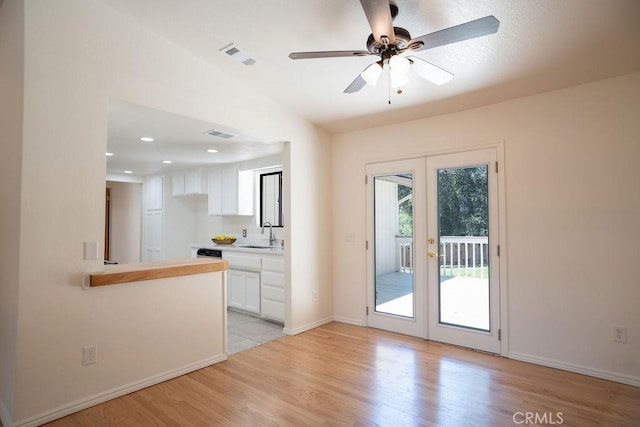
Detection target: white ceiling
<box><xmin>103</xmin><ymin>0</ymin><xmax>640</xmax><ymax>175</ymax></box>
<box><xmin>107</xmin><ymin>100</ymin><xmax>284</xmax><ymax>176</ymax></box>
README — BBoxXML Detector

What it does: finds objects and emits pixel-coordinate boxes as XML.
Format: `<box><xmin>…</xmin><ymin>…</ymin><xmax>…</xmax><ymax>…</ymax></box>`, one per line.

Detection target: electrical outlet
<box><xmin>612</xmin><ymin>326</ymin><xmax>627</xmax><ymax>343</ymax></box>
<box><xmin>312</xmin><ymin>290</ymin><xmax>318</xmax><ymax>302</ymax></box>
<box><xmin>242</xmin><ymin>229</ymin><xmax>247</xmax><ymax>238</ymax></box>
<box><xmin>82</xmin><ymin>345</ymin><xmax>97</xmax><ymax>365</ymax></box>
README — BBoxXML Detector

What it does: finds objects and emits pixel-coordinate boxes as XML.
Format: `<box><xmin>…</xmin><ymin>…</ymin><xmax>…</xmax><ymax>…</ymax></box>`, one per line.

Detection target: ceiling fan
<box><xmin>289</xmin><ymin>0</ymin><xmax>500</xmax><ymax>94</ymax></box>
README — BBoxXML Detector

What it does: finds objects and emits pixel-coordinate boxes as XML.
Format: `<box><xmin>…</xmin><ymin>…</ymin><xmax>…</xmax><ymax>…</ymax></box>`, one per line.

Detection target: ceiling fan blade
<box><xmin>407</xmin><ymin>55</ymin><xmax>453</xmax><ymax>85</ymax></box>
<box><xmin>344</xmin><ymin>73</ymin><xmax>367</xmax><ymax>93</ymax></box>
<box><xmin>408</xmin><ymin>15</ymin><xmax>500</xmax><ymax>52</ymax></box>
<box><xmin>360</xmin><ymin>0</ymin><xmax>396</xmax><ymax>44</ymax></box>
<box><xmin>289</xmin><ymin>50</ymin><xmax>371</xmax><ymax>60</ymax></box>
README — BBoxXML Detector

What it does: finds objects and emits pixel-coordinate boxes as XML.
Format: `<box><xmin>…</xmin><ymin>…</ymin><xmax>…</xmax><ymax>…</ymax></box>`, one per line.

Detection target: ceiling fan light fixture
<box><xmin>389</xmin><ymin>54</ymin><xmax>410</xmax><ymax>73</ymax></box>
<box><xmin>389</xmin><ymin>54</ymin><xmax>410</xmax><ymax>88</ymax></box>
<box><xmin>361</xmin><ymin>61</ymin><xmax>383</xmax><ymax>86</ymax></box>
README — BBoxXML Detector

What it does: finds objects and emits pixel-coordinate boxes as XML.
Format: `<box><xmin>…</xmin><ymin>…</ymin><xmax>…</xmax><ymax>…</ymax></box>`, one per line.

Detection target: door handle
<box><xmin>428</xmin><ymin>250</ymin><xmax>438</xmax><ymax>258</ymax></box>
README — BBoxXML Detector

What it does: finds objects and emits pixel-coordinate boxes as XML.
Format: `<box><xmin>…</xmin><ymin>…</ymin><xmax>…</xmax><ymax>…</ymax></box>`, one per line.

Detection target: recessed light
<box><xmin>162</xmin><ymin>160</ymin><xmax>172</xmax><ymax>164</ymax></box>
<box><xmin>206</xmin><ymin>149</ymin><xmax>218</xmax><ymax>153</ymax></box>
<box><xmin>124</xmin><ymin>170</ymin><xmax>133</xmax><ymax>174</ymax></box>
<box><xmin>106</xmin><ymin>152</ymin><xmax>114</xmax><ymax>156</ymax></box>
<box><xmin>139</xmin><ymin>137</ymin><xmax>154</xmax><ymax>142</ymax></box>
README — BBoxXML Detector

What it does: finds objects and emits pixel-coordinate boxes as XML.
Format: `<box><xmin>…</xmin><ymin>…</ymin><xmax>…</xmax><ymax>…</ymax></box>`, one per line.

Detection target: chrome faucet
<box><xmin>261</xmin><ymin>222</ymin><xmax>276</xmax><ymax>246</ymax></box>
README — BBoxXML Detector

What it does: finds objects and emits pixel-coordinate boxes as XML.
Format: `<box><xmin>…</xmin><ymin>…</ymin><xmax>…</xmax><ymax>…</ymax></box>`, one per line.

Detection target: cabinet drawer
<box><xmin>261</xmin><ymin>300</ymin><xmax>284</xmax><ymax>322</ymax></box>
<box><xmin>261</xmin><ymin>283</ymin><xmax>284</xmax><ymax>301</ymax></box>
<box><xmin>262</xmin><ymin>257</ymin><xmax>284</xmax><ymax>272</ymax></box>
<box><xmin>222</xmin><ymin>253</ymin><xmax>261</xmax><ymax>270</ymax></box>
<box><xmin>261</xmin><ymin>271</ymin><xmax>284</xmax><ymax>289</ymax></box>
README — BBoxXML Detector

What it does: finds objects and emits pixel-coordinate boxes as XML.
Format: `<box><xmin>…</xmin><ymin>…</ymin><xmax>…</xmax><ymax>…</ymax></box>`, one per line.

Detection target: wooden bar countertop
<box><xmin>89</xmin><ymin>258</ymin><xmax>228</xmax><ymax>287</ymax></box>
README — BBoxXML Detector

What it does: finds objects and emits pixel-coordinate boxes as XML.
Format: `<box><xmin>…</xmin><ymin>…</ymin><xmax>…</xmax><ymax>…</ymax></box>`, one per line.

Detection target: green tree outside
<box><xmin>438</xmin><ymin>166</ymin><xmax>488</xmax><ymax>237</ymax></box>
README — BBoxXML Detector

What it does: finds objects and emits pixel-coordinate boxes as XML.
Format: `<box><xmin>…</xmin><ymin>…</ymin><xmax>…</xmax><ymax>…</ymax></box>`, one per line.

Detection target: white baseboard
<box><xmin>283</xmin><ymin>316</ymin><xmax>333</xmax><ymax>335</ymax></box>
<box><xmin>13</xmin><ymin>354</ymin><xmax>227</xmax><ymax>427</ymax></box>
<box><xmin>509</xmin><ymin>351</ymin><xmax>640</xmax><ymax>387</ymax></box>
<box><xmin>332</xmin><ymin>316</ymin><xmax>364</xmax><ymax>327</ymax></box>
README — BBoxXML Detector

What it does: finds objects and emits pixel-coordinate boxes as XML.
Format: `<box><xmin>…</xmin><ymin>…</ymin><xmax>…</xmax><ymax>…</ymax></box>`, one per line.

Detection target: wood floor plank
<box><xmin>45</xmin><ymin>322</ymin><xmax>640</xmax><ymax>426</ymax></box>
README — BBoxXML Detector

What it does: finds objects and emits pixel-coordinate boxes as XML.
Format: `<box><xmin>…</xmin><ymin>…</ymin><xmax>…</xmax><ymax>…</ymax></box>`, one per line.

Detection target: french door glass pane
<box><xmin>374</xmin><ymin>174</ymin><xmax>414</xmax><ymax>318</ymax></box>
<box><xmin>437</xmin><ymin>165</ymin><xmax>490</xmax><ymax>331</ymax></box>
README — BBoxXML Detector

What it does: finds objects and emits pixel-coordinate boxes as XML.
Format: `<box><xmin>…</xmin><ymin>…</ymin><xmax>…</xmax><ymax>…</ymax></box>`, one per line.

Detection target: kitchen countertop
<box><xmin>192</xmin><ymin>243</ymin><xmax>284</xmax><ymax>255</ymax></box>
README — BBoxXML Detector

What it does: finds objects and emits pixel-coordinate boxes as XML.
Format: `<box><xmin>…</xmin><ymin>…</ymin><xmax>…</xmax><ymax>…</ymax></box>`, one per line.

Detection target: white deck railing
<box><xmin>396</xmin><ymin>236</ymin><xmax>489</xmax><ymax>278</ymax></box>
<box><xmin>396</xmin><ymin>237</ymin><xmax>413</xmax><ymax>273</ymax></box>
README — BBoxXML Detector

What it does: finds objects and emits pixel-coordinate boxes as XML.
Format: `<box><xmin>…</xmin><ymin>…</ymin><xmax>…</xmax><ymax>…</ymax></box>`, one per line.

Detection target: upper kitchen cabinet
<box><xmin>208</xmin><ymin>167</ymin><xmax>254</xmax><ymax>216</ymax></box>
<box><xmin>144</xmin><ymin>175</ymin><xmax>163</xmax><ymax>210</ymax></box>
<box><xmin>172</xmin><ymin>170</ymin><xmax>207</xmax><ymax>196</ymax></box>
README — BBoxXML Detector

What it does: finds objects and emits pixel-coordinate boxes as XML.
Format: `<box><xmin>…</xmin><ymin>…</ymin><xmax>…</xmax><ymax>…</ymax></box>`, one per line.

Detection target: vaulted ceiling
<box><xmin>102</xmin><ymin>0</ymin><xmax>640</xmax><ymax>176</ymax></box>
<box><xmin>103</xmin><ymin>0</ymin><xmax>640</xmax><ymax>134</ymax></box>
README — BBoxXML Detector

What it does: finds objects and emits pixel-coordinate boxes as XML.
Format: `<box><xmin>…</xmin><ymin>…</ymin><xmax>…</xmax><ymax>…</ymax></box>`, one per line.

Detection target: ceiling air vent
<box><xmin>204</xmin><ymin>129</ymin><xmax>235</xmax><ymax>139</ymax></box>
<box><xmin>219</xmin><ymin>43</ymin><xmax>257</xmax><ymax>66</ymax></box>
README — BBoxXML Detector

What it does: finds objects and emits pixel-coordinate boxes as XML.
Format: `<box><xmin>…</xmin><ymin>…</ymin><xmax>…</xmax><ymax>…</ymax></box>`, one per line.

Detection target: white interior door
<box><xmin>366</xmin><ymin>158</ymin><xmax>426</xmax><ymax>338</ymax></box>
<box><xmin>426</xmin><ymin>149</ymin><xmax>501</xmax><ymax>354</ymax></box>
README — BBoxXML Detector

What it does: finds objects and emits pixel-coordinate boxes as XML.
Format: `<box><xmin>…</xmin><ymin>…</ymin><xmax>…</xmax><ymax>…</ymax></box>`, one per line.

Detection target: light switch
<box><xmin>84</xmin><ymin>241</ymin><xmax>99</xmax><ymax>260</ymax></box>
<box><xmin>345</xmin><ymin>232</ymin><xmax>355</xmax><ymax>243</ymax></box>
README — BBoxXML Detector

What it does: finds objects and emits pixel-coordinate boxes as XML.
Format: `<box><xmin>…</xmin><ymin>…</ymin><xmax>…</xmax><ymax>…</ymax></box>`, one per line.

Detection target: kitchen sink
<box><xmin>234</xmin><ymin>244</ymin><xmax>278</xmax><ymax>249</ymax></box>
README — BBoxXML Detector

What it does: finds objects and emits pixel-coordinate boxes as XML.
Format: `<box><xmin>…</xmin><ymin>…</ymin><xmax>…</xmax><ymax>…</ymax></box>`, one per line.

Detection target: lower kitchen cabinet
<box><xmin>221</xmin><ymin>251</ymin><xmax>284</xmax><ymax>321</ymax></box>
<box><xmin>260</xmin><ymin>271</ymin><xmax>284</xmax><ymax>321</ymax></box>
<box><xmin>261</xmin><ymin>256</ymin><xmax>285</xmax><ymax>322</ymax></box>
<box><xmin>227</xmin><ymin>269</ymin><xmax>260</xmax><ymax>314</ymax></box>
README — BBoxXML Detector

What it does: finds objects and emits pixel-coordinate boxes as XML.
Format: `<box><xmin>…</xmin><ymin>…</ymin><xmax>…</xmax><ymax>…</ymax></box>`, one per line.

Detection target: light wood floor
<box><xmin>46</xmin><ymin>322</ymin><xmax>639</xmax><ymax>426</ymax></box>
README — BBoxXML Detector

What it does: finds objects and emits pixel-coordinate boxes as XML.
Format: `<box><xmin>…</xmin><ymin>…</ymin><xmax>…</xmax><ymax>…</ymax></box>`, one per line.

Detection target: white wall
<box><xmin>106</xmin><ymin>181</ymin><xmax>141</xmax><ymax>264</ymax></box>
<box><xmin>332</xmin><ymin>72</ymin><xmax>640</xmax><ymax>384</ymax></box>
<box><xmin>4</xmin><ymin>0</ymin><xmax>332</xmax><ymax>424</ymax></box>
<box><xmin>286</xmin><ymin>133</ymin><xmax>334</xmax><ymax>333</ymax></box>
<box><xmin>0</xmin><ymin>0</ymin><xmax>23</xmax><ymax>423</ymax></box>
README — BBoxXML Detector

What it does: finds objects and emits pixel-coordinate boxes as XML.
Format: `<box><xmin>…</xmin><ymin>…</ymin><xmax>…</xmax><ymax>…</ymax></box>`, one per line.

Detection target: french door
<box><xmin>366</xmin><ymin>158</ymin><xmax>427</xmax><ymax>338</ymax></box>
<box><xmin>366</xmin><ymin>149</ymin><xmax>502</xmax><ymax>354</ymax></box>
<box><xmin>426</xmin><ymin>149</ymin><xmax>501</xmax><ymax>353</ymax></box>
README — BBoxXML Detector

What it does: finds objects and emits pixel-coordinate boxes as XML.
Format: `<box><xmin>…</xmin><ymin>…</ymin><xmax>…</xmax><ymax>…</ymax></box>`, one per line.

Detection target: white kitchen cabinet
<box><xmin>143</xmin><ymin>210</ymin><xmax>163</xmax><ymax>261</ymax></box>
<box><xmin>173</xmin><ymin>170</ymin><xmax>207</xmax><ymax>196</ymax></box>
<box><xmin>144</xmin><ymin>175</ymin><xmax>163</xmax><ymax>210</ymax></box>
<box><xmin>143</xmin><ymin>176</ymin><xmax>163</xmax><ymax>262</ymax></box>
<box><xmin>227</xmin><ymin>269</ymin><xmax>260</xmax><ymax>314</ymax></box>
<box><xmin>208</xmin><ymin>167</ymin><xmax>253</xmax><ymax>216</ymax></box>
<box><xmin>222</xmin><ymin>250</ymin><xmax>283</xmax><ymax>320</ymax></box>
<box><xmin>244</xmin><ymin>272</ymin><xmax>261</xmax><ymax>313</ymax></box>
<box><xmin>223</xmin><ymin>253</ymin><xmax>261</xmax><ymax>314</ymax></box>
<box><xmin>171</xmin><ymin>173</ymin><xmax>185</xmax><ymax>196</ymax></box>
<box><xmin>260</xmin><ymin>256</ymin><xmax>285</xmax><ymax>322</ymax></box>
<box><xmin>227</xmin><ymin>269</ymin><xmax>244</xmax><ymax>309</ymax></box>
<box><xmin>207</xmin><ymin>169</ymin><xmax>222</xmax><ymax>215</ymax></box>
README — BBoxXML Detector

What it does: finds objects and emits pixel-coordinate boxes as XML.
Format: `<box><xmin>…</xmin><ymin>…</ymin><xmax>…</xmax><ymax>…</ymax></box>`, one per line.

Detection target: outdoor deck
<box><xmin>375</xmin><ymin>272</ymin><xmax>489</xmax><ymax>330</ymax></box>
<box><xmin>375</xmin><ymin>236</ymin><xmax>491</xmax><ymax>329</ymax></box>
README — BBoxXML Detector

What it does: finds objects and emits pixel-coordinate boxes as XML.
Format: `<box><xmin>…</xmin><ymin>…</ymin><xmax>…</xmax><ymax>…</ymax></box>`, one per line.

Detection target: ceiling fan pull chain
<box><xmin>388</xmin><ymin>65</ymin><xmax>392</xmax><ymax>105</ymax></box>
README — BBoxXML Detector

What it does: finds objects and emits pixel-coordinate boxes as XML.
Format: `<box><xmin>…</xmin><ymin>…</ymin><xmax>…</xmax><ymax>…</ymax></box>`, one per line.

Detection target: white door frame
<box><xmin>364</xmin><ymin>143</ymin><xmax>508</xmax><ymax>356</ymax></box>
